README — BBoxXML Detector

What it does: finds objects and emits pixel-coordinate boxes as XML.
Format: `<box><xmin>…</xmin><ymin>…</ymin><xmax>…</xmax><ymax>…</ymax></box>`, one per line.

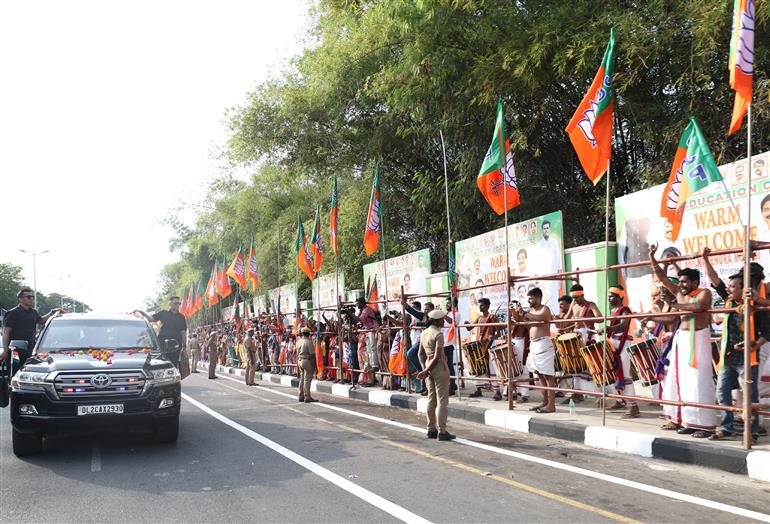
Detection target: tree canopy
<box><xmin>156</xmin><ymin>0</ymin><xmax>769</xmax><ymax>311</ymax></box>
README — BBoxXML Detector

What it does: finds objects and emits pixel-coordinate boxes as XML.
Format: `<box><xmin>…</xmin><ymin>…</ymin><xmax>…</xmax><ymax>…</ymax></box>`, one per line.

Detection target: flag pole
<box><xmin>742</xmin><ymin>102</ymin><xmax>753</xmax><ymax>450</ymax></box>
<box><xmin>440</xmin><ymin>130</ymin><xmax>462</xmax><ymax>399</ymax></box>
<box><xmin>601</xmin><ymin>159</ymin><xmax>611</xmax><ymax>426</ymax></box>
<box><xmin>494</xmin><ymin>105</ymin><xmax>514</xmax><ymax>408</ymax></box>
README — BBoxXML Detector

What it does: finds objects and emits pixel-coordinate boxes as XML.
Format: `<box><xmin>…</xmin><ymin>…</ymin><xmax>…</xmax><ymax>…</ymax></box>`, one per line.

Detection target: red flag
<box><xmin>565</xmin><ymin>29</ymin><xmax>616</xmax><ymax>184</ymax></box>
<box><xmin>727</xmin><ymin>0</ymin><xmax>755</xmax><ymax>135</ymax></box>
<box><xmin>363</xmin><ymin>166</ymin><xmax>381</xmax><ymax>256</ymax></box>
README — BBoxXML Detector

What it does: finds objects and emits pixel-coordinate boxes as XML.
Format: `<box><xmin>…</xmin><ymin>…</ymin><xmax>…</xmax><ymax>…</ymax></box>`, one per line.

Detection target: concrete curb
<box><xmin>197</xmin><ymin>362</ymin><xmax>766</xmax><ymax>481</ymax></box>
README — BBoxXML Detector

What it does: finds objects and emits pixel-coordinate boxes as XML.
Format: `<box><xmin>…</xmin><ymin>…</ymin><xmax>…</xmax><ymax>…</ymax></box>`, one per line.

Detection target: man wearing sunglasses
<box><xmin>135</xmin><ymin>297</ymin><xmax>187</xmax><ymax>368</ymax></box>
<box><xmin>2</xmin><ymin>288</ymin><xmax>63</xmax><ymax>375</ymax></box>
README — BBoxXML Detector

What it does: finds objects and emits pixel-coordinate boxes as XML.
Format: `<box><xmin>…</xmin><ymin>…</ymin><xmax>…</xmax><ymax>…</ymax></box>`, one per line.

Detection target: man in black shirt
<box><xmin>702</xmin><ymin>250</ymin><xmax>764</xmax><ymax>442</ymax></box>
<box><xmin>135</xmin><ymin>296</ymin><xmax>187</xmax><ymax>367</ymax></box>
<box><xmin>2</xmin><ymin>287</ymin><xmax>63</xmax><ymax>375</ymax></box>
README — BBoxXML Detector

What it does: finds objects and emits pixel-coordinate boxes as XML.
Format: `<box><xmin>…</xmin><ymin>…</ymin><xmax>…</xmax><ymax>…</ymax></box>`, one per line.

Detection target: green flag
<box><xmin>681</xmin><ymin>117</ymin><xmax>722</xmax><ymax>194</ymax></box>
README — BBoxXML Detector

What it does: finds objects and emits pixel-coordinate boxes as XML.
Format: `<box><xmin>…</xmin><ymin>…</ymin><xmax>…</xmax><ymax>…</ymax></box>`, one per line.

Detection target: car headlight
<box><xmin>11</xmin><ymin>371</ymin><xmax>50</xmax><ymax>389</ymax></box>
<box><xmin>149</xmin><ymin>367</ymin><xmax>180</xmax><ymax>385</ymax></box>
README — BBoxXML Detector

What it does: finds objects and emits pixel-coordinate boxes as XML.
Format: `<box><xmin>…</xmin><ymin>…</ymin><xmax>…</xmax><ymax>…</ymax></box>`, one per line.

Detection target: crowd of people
<box><xmin>187</xmin><ymin>245</ymin><xmax>770</xmax><ymax>444</ymax></box>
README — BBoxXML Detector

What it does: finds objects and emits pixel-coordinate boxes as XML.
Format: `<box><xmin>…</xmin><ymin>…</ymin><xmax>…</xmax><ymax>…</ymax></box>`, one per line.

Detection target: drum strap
<box><xmin>611</xmin><ymin>306</ymin><xmax>631</xmax><ymax>388</ymax></box>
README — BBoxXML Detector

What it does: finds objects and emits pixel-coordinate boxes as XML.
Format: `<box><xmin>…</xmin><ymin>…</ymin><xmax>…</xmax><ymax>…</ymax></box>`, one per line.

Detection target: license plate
<box><xmin>77</xmin><ymin>404</ymin><xmax>124</xmax><ymax>416</ymax></box>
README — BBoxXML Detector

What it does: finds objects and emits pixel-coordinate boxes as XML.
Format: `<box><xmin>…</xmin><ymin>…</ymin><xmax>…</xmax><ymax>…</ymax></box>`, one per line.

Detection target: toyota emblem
<box><xmin>90</xmin><ymin>374</ymin><xmax>112</xmax><ymax>388</ymax></box>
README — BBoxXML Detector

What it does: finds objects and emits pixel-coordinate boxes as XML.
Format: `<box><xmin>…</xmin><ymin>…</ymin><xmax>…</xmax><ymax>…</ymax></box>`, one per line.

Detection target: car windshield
<box><xmin>38</xmin><ymin>319</ymin><xmax>157</xmax><ymax>351</ymax></box>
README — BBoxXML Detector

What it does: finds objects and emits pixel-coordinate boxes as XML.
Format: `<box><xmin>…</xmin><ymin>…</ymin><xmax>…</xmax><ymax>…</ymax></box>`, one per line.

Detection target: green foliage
<box><xmin>0</xmin><ymin>262</ymin><xmax>90</xmax><ymax>313</ymax></box>
<box><xmin>158</xmin><ymin>0</ymin><xmax>769</xmax><ymax>308</ymax></box>
<box><xmin>0</xmin><ymin>263</ymin><xmax>25</xmax><ymax>310</ymax></box>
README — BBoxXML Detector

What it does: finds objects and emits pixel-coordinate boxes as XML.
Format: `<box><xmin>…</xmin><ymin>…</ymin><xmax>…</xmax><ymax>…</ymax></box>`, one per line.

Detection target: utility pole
<box><xmin>19</xmin><ymin>248</ymin><xmax>50</xmax><ymax>309</ymax></box>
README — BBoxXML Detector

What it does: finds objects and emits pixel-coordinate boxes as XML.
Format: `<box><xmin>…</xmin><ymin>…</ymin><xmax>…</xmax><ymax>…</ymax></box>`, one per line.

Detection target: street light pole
<box><xmin>57</xmin><ymin>274</ymin><xmax>72</xmax><ymax>309</ymax></box>
<box><xmin>19</xmin><ymin>249</ymin><xmax>50</xmax><ymax>310</ymax></box>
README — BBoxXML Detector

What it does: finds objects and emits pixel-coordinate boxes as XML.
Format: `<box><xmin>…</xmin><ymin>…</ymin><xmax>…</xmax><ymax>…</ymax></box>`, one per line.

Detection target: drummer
<box><xmin>468</xmin><ymin>298</ymin><xmax>503</xmax><ymax>401</ymax></box>
<box><xmin>555</xmin><ymin>294</ymin><xmax>584</xmax><ymax>403</ymax></box>
<box><xmin>515</xmin><ymin>287</ymin><xmax>557</xmax><ymax>413</ymax></box>
<box><xmin>561</xmin><ymin>284</ymin><xmax>602</xmax><ymax>344</ymax></box>
<box><xmin>597</xmin><ymin>286</ymin><xmax>639</xmax><ymax>419</ymax></box>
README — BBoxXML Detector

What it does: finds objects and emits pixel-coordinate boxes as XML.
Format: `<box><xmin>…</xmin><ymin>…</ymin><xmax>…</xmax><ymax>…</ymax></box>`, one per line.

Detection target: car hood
<box><xmin>22</xmin><ymin>350</ymin><xmax>170</xmax><ymax>372</ymax></box>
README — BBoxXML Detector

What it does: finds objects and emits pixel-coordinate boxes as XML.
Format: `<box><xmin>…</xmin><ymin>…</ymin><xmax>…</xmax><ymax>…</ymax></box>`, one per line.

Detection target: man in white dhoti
<box><xmin>514</xmin><ymin>287</ymin><xmax>556</xmax><ymax>413</ymax></box>
<box><xmin>650</xmin><ymin>244</ymin><xmax>715</xmax><ymax>438</ymax></box>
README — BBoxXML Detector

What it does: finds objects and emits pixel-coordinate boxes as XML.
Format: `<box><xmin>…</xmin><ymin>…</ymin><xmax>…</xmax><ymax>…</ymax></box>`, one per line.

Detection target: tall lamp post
<box><xmin>19</xmin><ymin>249</ymin><xmax>49</xmax><ymax>310</ymax></box>
<box><xmin>56</xmin><ymin>274</ymin><xmax>72</xmax><ymax>309</ymax></box>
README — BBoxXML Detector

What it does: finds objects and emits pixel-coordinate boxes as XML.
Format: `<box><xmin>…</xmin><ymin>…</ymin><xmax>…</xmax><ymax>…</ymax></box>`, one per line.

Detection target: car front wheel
<box><xmin>154</xmin><ymin>416</ymin><xmax>179</xmax><ymax>443</ymax></box>
<box><xmin>12</xmin><ymin>428</ymin><xmax>43</xmax><ymax>456</ymax></box>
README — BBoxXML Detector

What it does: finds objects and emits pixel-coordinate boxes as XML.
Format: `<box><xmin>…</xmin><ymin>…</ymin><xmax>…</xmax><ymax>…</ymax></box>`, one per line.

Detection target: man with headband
<box><xmin>561</xmin><ymin>284</ymin><xmax>602</xmax><ymax>398</ymax></box>
<box><xmin>650</xmin><ymin>244</ymin><xmax>714</xmax><ymax>438</ymax></box>
<box><xmin>598</xmin><ymin>285</ymin><xmax>639</xmax><ymax>419</ymax></box>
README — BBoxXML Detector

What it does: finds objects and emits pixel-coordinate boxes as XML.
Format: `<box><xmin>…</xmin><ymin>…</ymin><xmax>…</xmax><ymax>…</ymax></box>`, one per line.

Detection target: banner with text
<box><xmin>616</xmin><ymin>150</ymin><xmax>770</xmax><ymax>312</ymax></box>
<box><xmin>455</xmin><ymin>211</ymin><xmax>564</xmax><ymax>324</ymax></box>
<box><xmin>312</xmin><ymin>272</ymin><xmax>346</xmax><ymax>319</ymax></box>
<box><xmin>363</xmin><ymin>249</ymin><xmax>431</xmax><ymax>309</ymax></box>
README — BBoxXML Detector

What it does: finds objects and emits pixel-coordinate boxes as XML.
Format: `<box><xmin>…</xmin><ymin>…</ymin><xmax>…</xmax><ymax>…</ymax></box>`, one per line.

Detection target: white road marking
<box><xmin>212</xmin><ymin>372</ymin><xmax>770</xmax><ymax>523</ymax></box>
<box><xmin>181</xmin><ymin>393</ymin><xmax>431</xmax><ymax>524</ymax></box>
<box><xmin>91</xmin><ymin>443</ymin><xmax>101</xmax><ymax>472</ymax></box>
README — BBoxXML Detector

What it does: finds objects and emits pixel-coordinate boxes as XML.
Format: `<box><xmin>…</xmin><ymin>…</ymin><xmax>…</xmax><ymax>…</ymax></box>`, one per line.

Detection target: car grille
<box><xmin>54</xmin><ymin>370</ymin><xmax>146</xmax><ymax>399</ymax></box>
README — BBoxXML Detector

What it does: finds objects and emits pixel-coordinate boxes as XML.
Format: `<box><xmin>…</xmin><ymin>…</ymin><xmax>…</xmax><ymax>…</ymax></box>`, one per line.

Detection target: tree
<box><xmin>156</xmin><ymin>0</ymin><xmax>769</xmax><ymax>311</ymax></box>
<box><xmin>0</xmin><ymin>263</ymin><xmax>25</xmax><ymax>310</ymax></box>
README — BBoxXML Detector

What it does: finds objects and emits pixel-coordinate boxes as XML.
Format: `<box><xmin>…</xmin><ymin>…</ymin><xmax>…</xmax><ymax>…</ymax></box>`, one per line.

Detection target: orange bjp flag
<box><xmin>727</xmin><ymin>0</ymin><xmax>755</xmax><ymax>135</ymax></box>
<box><xmin>363</xmin><ymin>166</ymin><xmax>382</xmax><ymax>256</ymax></box>
<box><xmin>565</xmin><ymin>29</ymin><xmax>616</xmax><ymax>185</ymax></box>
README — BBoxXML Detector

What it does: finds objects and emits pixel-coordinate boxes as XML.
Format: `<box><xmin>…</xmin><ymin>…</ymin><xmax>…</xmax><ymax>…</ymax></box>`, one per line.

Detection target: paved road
<box><xmin>1</xmin><ymin>371</ymin><xmax>769</xmax><ymax>523</ymax></box>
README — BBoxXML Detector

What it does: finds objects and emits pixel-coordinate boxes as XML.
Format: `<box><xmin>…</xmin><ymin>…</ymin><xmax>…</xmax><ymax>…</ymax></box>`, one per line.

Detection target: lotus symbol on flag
<box><xmin>576</xmin><ymin>75</ymin><xmax>611</xmax><ymax>149</ymax></box>
<box><xmin>736</xmin><ymin>1</ymin><xmax>755</xmax><ymax>76</ymax></box>
<box><xmin>490</xmin><ymin>150</ymin><xmax>517</xmax><ymax>196</ymax></box>
<box><xmin>367</xmin><ymin>198</ymin><xmax>380</xmax><ymax>232</ymax></box>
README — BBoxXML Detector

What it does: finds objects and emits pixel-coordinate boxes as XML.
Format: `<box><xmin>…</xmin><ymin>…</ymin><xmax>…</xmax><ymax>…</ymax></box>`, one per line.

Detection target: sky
<box><xmin>0</xmin><ymin>0</ymin><xmax>309</xmax><ymax>312</ymax></box>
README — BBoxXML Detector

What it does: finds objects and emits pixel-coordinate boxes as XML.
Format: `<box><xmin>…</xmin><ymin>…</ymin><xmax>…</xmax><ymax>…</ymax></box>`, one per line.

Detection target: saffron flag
<box><xmin>195</xmin><ymin>279</ymin><xmax>204</xmax><ymax>312</ymax></box>
<box><xmin>363</xmin><ymin>166</ymin><xmax>382</xmax><ymax>256</ymax></box>
<box><xmin>206</xmin><ymin>269</ymin><xmax>219</xmax><ymax>306</ymax></box>
<box><xmin>477</xmin><ymin>100</ymin><xmax>520</xmax><ymax>215</ymax></box>
<box><xmin>311</xmin><ymin>204</ymin><xmax>324</xmax><ymax>273</ymax></box>
<box><xmin>727</xmin><ymin>0</ymin><xmax>755</xmax><ymax>135</ymax></box>
<box><xmin>330</xmin><ymin>175</ymin><xmax>339</xmax><ymax>257</ymax></box>
<box><xmin>220</xmin><ymin>259</ymin><xmax>233</xmax><ymax>299</ymax></box>
<box><xmin>180</xmin><ymin>294</ymin><xmax>188</xmax><ymax>317</ymax></box>
<box><xmin>186</xmin><ymin>285</ymin><xmax>195</xmax><ymax>316</ymax></box>
<box><xmin>295</xmin><ymin>215</ymin><xmax>316</xmax><ymax>281</ymax></box>
<box><xmin>368</xmin><ymin>276</ymin><xmax>380</xmax><ymax>312</ymax></box>
<box><xmin>660</xmin><ymin>117</ymin><xmax>723</xmax><ymax>241</ymax></box>
<box><xmin>315</xmin><ymin>329</ymin><xmax>325</xmax><ymax>378</ymax></box>
<box><xmin>246</xmin><ymin>241</ymin><xmax>259</xmax><ymax>291</ymax></box>
<box><xmin>566</xmin><ymin>29</ymin><xmax>616</xmax><ymax>185</ymax></box>
<box><xmin>227</xmin><ymin>248</ymin><xmax>247</xmax><ymax>289</ymax></box>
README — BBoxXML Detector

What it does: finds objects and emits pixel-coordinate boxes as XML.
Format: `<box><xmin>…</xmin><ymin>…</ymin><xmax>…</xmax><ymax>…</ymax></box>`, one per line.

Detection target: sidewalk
<box><xmin>196</xmin><ymin>362</ymin><xmax>770</xmax><ymax>483</ymax></box>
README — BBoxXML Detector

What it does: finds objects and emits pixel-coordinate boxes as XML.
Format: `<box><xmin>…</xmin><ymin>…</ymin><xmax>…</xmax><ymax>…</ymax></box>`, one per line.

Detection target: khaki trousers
<box><xmin>191</xmin><ymin>350</ymin><xmax>201</xmax><ymax>372</ymax></box>
<box><xmin>426</xmin><ymin>362</ymin><xmax>450</xmax><ymax>433</ymax></box>
<box><xmin>298</xmin><ymin>357</ymin><xmax>314</xmax><ymax>399</ymax></box>
<box><xmin>245</xmin><ymin>351</ymin><xmax>256</xmax><ymax>385</ymax></box>
<box><xmin>208</xmin><ymin>352</ymin><xmax>218</xmax><ymax>379</ymax></box>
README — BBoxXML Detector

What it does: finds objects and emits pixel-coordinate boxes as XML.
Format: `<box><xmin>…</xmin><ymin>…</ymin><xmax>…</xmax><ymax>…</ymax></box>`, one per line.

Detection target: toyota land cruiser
<box><xmin>9</xmin><ymin>313</ymin><xmax>181</xmax><ymax>456</ymax></box>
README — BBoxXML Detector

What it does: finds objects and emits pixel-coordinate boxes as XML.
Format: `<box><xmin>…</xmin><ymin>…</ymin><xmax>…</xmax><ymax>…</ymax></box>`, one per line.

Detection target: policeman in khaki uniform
<box><xmin>417</xmin><ymin>309</ymin><xmax>455</xmax><ymax>441</ymax></box>
<box><xmin>296</xmin><ymin>327</ymin><xmax>318</xmax><ymax>403</ymax></box>
<box><xmin>244</xmin><ymin>329</ymin><xmax>258</xmax><ymax>386</ymax></box>
<box><xmin>188</xmin><ymin>333</ymin><xmax>201</xmax><ymax>372</ymax></box>
<box><xmin>207</xmin><ymin>330</ymin><xmax>219</xmax><ymax>379</ymax></box>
